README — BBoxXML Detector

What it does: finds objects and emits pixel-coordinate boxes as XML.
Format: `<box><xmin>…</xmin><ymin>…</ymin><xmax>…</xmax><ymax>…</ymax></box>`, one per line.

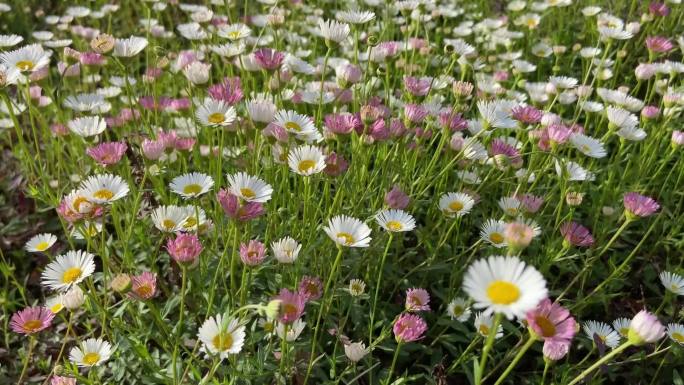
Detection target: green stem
<box><xmin>566</xmin><ymin>341</ymin><xmax>631</xmax><ymax>385</ymax></box>
<box><xmin>384</xmin><ymin>341</ymin><xmax>403</xmax><ymax>385</ymax></box>
<box><xmin>172</xmin><ymin>267</ymin><xmax>188</xmax><ymax>385</ymax></box>
<box><xmin>475</xmin><ymin>313</ymin><xmax>502</xmax><ymax>385</ymax></box>
<box><xmin>493</xmin><ymin>334</ymin><xmax>536</xmax><ymax>385</ymax></box>
<box><xmin>18</xmin><ymin>336</ymin><xmax>36</xmax><ymax>385</ymax></box>
<box><xmin>369</xmin><ymin>234</ymin><xmax>393</xmax><ymax>344</ymax></box>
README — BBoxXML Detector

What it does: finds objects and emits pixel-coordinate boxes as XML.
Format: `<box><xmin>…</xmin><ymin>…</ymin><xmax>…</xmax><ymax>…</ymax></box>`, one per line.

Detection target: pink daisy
<box><xmin>393</xmin><ymin>313</ymin><xmax>427</xmax><ymax>342</ymax></box>
<box><xmin>10</xmin><ymin>306</ymin><xmax>54</xmax><ymax>335</ymax></box>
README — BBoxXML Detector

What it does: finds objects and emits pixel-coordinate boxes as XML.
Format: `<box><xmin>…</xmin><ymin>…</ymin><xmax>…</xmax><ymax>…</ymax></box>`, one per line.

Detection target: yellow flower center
<box><xmin>263</xmin><ymin>321</ymin><xmax>274</xmax><ymax>333</ymax></box>
<box><xmin>619</xmin><ymin>327</ymin><xmax>629</xmax><ymax>336</ymax></box>
<box><xmin>208</xmin><ymin>112</ymin><xmax>225</xmax><ymax>124</ymax></box>
<box><xmin>62</xmin><ymin>267</ymin><xmax>83</xmax><ymax>284</ymax></box>
<box><xmin>183</xmin><ymin>183</ymin><xmax>202</xmax><ymax>195</ymax></box>
<box><xmin>351</xmin><ymin>283</ymin><xmax>363</xmax><ymax>294</ymax></box>
<box><xmin>240</xmin><ymin>188</ymin><xmax>256</xmax><ymax>199</ymax></box>
<box><xmin>183</xmin><ymin>217</ymin><xmax>197</xmax><ymax>229</ymax></box>
<box><xmin>162</xmin><ymin>219</ymin><xmax>176</xmax><ymax>230</ymax></box>
<box><xmin>35</xmin><ymin>241</ymin><xmax>50</xmax><ymax>251</ymax></box>
<box><xmin>73</xmin><ymin>196</ymin><xmax>91</xmax><ymax>212</ymax></box>
<box><xmin>228</xmin><ymin>31</ymin><xmax>241</xmax><ymax>39</ymax></box>
<box><xmin>17</xmin><ymin>60</ymin><xmax>35</xmax><ymax>71</ymax></box>
<box><xmin>136</xmin><ymin>285</ymin><xmax>153</xmax><ymax>298</ymax></box>
<box><xmin>478</xmin><ymin>324</ymin><xmax>490</xmax><ymax>336</ymax></box>
<box><xmin>282</xmin><ymin>303</ymin><xmax>298</xmax><ymax>318</ymax></box>
<box><xmin>505</xmin><ymin>208</ymin><xmax>518</xmax><ymax>216</ymax></box>
<box><xmin>490</xmin><ymin>232</ymin><xmax>504</xmax><ymax>244</ymax></box>
<box><xmin>386</xmin><ymin>220</ymin><xmax>403</xmax><ymax>231</ymax></box>
<box><xmin>83</xmin><ymin>352</ymin><xmax>101</xmax><ymax>366</ymax></box>
<box><xmin>582</xmin><ymin>145</ymin><xmax>591</xmax><ymax>153</ymax></box>
<box><xmin>23</xmin><ymin>319</ymin><xmax>43</xmax><ymax>332</ymax></box>
<box><xmin>298</xmin><ymin>159</ymin><xmax>316</xmax><ymax>173</ymax></box>
<box><xmin>212</xmin><ymin>332</ymin><xmax>234</xmax><ymax>351</ymax></box>
<box><xmin>672</xmin><ymin>332</ymin><xmax>684</xmax><ymax>343</ymax></box>
<box><xmin>336</xmin><ymin>232</ymin><xmax>355</xmax><ymax>245</ymax></box>
<box><xmin>534</xmin><ymin>316</ymin><xmax>557</xmax><ymax>337</ymax></box>
<box><xmin>285</xmin><ymin>121</ymin><xmax>301</xmax><ymax>131</ymax></box>
<box><xmin>50</xmin><ymin>303</ymin><xmax>64</xmax><ymax>314</ymax></box>
<box><xmin>93</xmin><ymin>189</ymin><xmax>114</xmax><ymax>200</ymax></box>
<box><xmin>448</xmin><ymin>201</ymin><xmax>464</xmax><ymax>212</ymax></box>
<box><xmin>486</xmin><ymin>280</ymin><xmax>520</xmax><ymax>305</ymax></box>
<box><xmin>452</xmin><ymin>305</ymin><xmax>463</xmax><ymax>316</ymax></box>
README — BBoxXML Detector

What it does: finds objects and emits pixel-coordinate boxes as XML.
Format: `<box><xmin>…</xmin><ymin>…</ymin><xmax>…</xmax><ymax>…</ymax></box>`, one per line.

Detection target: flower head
<box><xmin>41</xmin><ymin>250</ymin><xmax>96</xmax><ymax>292</ymax></box>
<box><xmin>323</xmin><ymin>215</ymin><xmax>372</xmax><ymax>248</ymax></box>
<box><xmin>240</xmin><ymin>240</ymin><xmax>266</xmax><ymax>266</ymax></box>
<box><xmin>87</xmin><ymin>141</ymin><xmax>127</xmax><ymax>166</ymax></box>
<box><xmin>344</xmin><ymin>341</ymin><xmax>370</xmax><ymax>362</ymax></box>
<box><xmin>405</xmin><ymin>288</ymin><xmax>430</xmax><ymax>312</ymax></box>
<box><xmin>129</xmin><ymin>272</ymin><xmax>157</xmax><ymax>300</ymax></box>
<box><xmin>166</xmin><ymin>233</ymin><xmax>203</xmax><ymax>265</ymax></box>
<box><xmin>526</xmin><ymin>299</ymin><xmax>577</xmax><ymax>344</ymax></box>
<box><xmin>385</xmin><ymin>185</ymin><xmax>410</xmax><ymax>210</ymax></box>
<box><xmin>560</xmin><ymin>221</ymin><xmax>595</xmax><ymax>247</ymax></box>
<box><xmin>623</xmin><ymin>192</ymin><xmax>659</xmax><ymax>218</ymax></box>
<box><xmin>275</xmin><ymin>288</ymin><xmax>306</xmax><ymax>324</ymax></box>
<box><xmin>217</xmin><ymin>189</ymin><xmax>265</xmax><ymax>222</ymax></box>
<box><xmin>393</xmin><ymin>313</ymin><xmax>427</xmax><ymax>342</ymax></box>
<box><xmin>659</xmin><ymin>271</ymin><xmax>684</xmax><ymax>295</ymax></box>
<box><xmin>69</xmin><ymin>338</ymin><xmax>113</xmax><ymax>367</ymax></box>
<box><xmin>10</xmin><ymin>306</ymin><xmax>54</xmax><ymax>335</ymax></box>
<box><xmin>628</xmin><ymin>310</ymin><xmax>665</xmax><ymax>345</ymax></box>
<box><xmin>198</xmin><ymin>314</ymin><xmax>246</xmax><ymax>358</ymax></box>
<box><xmin>25</xmin><ymin>233</ymin><xmax>57</xmax><ymax>253</ymax></box>
<box><xmin>271</xmin><ymin>237</ymin><xmax>301</xmax><ymax>264</ymax></box>
<box><xmin>298</xmin><ymin>276</ymin><xmax>323</xmax><ymax>302</ymax></box>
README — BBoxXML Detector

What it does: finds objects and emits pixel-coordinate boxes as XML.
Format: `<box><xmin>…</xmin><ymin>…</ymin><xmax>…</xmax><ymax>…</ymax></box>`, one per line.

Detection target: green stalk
<box><xmin>566</xmin><ymin>341</ymin><xmax>631</xmax><ymax>385</ymax></box>
<box><xmin>492</xmin><ymin>334</ymin><xmax>536</xmax><ymax>385</ymax></box>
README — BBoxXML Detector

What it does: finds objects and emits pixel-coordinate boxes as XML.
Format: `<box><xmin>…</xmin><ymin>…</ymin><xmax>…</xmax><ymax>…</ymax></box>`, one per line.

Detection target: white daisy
<box><xmin>196</xmin><ymin>98</ymin><xmax>237</xmax><ymax>127</ymax></box>
<box><xmin>246</xmin><ymin>98</ymin><xmax>277</xmax><ymax>123</ymax></box>
<box><xmin>555</xmin><ymin>160</ymin><xmax>595</xmax><ymax>181</ymax></box>
<box><xmin>112</xmin><ymin>36</ymin><xmax>148</xmax><ymax>57</ymax></box>
<box><xmin>226</xmin><ymin>172</ymin><xmax>272</xmax><ymax>203</ymax></box>
<box><xmin>0</xmin><ymin>34</ymin><xmax>22</xmax><ymax>48</ymax></box>
<box><xmin>0</xmin><ymin>43</ymin><xmax>50</xmax><ymax>72</ymax></box>
<box><xmin>69</xmin><ymin>338</ymin><xmax>113</xmax><ymax>367</ymax></box>
<box><xmin>170</xmin><ymin>172</ymin><xmax>214</xmax><ymax>199</ymax></box>
<box><xmin>617</xmin><ymin>126</ymin><xmax>647</xmax><ymax>141</ymax></box>
<box><xmin>276</xmin><ymin>319</ymin><xmax>306</xmax><ymax>341</ymax></box>
<box><xmin>606</xmin><ymin>106</ymin><xmax>638</xmax><ymax>129</ymax></box>
<box><xmin>343</xmin><ymin>341</ymin><xmax>370</xmax><ymax>362</ymax></box>
<box><xmin>150</xmin><ymin>205</ymin><xmax>190</xmax><ymax>233</ymax></box>
<box><xmin>25</xmin><ymin>233</ymin><xmax>57</xmax><ymax>253</ymax></box>
<box><xmin>659</xmin><ymin>271</ymin><xmax>684</xmax><ymax>295</ymax></box>
<box><xmin>273</xmin><ymin>110</ymin><xmax>317</xmax><ymax>136</ymax></box>
<box><xmin>498</xmin><ymin>196</ymin><xmax>521</xmax><ymax>217</ymax></box>
<box><xmin>182</xmin><ymin>61</ymin><xmax>211</xmax><ymax>85</ymax></box>
<box><xmin>287</xmin><ymin>145</ymin><xmax>326</xmax><ymax>176</ymax></box>
<box><xmin>64</xmin><ymin>189</ymin><xmax>95</xmax><ymax>215</ymax></box>
<box><xmin>80</xmin><ymin>174</ymin><xmax>129</xmax><ymax>204</ymax></box>
<box><xmin>570</xmin><ymin>133</ymin><xmax>607</xmax><ymax>158</ymax></box>
<box><xmin>45</xmin><ymin>294</ymin><xmax>65</xmax><ymax>314</ymax></box>
<box><xmin>198</xmin><ymin>314</ymin><xmax>246</xmax><ymax>358</ymax></box>
<box><xmin>583</xmin><ymin>321</ymin><xmax>621</xmax><ymax>349</ymax></box>
<box><xmin>318</xmin><ymin>19</ymin><xmax>350</xmax><ymax>44</ymax></box>
<box><xmin>336</xmin><ymin>9</ymin><xmax>376</xmax><ymax>24</ymax></box>
<box><xmin>549</xmin><ymin>76</ymin><xmax>578</xmax><ymax>89</ymax></box>
<box><xmin>41</xmin><ymin>250</ymin><xmax>96</xmax><ymax>292</ymax></box>
<box><xmin>667</xmin><ymin>323</ymin><xmax>684</xmax><ymax>345</ymax></box>
<box><xmin>323</xmin><ymin>215</ymin><xmax>372</xmax><ymax>248</ymax></box>
<box><xmin>271</xmin><ymin>237</ymin><xmax>301</xmax><ymax>264</ymax></box>
<box><xmin>477</xmin><ymin>100</ymin><xmax>518</xmax><ymax>129</ymax></box>
<box><xmin>374</xmin><ymin>209</ymin><xmax>416</xmax><ymax>232</ymax></box>
<box><xmin>612</xmin><ymin>318</ymin><xmax>631</xmax><ymax>338</ymax></box>
<box><xmin>67</xmin><ymin>116</ymin><xmax>107</xmax><ymax>137</ymax></box>
<box><xmin>462</xmin><ymin>255</ymin><xmax>548</xmax><ymax>319</ymax></box>
<box><xmin>283</xmin><ymin>54</ymin><xmax>315</xmax><ymax>75</ymax></box>
<box><xmin>479</xmin><ymin>219</ymin><xmax>508</xmax><ymax>248</ymax></box>
<box><xmin>217</xmin><ymin>24</ymin><xmax>251</xmax><ymax>40</ymax></box>
<box><xmin>348</xmin><ymin>279</ymin><xmax>366</xmax><ymax>296</ymax></box>
<box><xmin>474</xmin><ymin>312</ymin><xmax>504</xmax><ymax>338</ymax></box>
<box><xmin>439</xmin><ymin>192</ymin><xmax>475</xmax><ymax>218</ymax></box>
<box><xmin>447</xmin><ymin>297</ymin><xmax>472</xmax><ymax>322</ymax></box>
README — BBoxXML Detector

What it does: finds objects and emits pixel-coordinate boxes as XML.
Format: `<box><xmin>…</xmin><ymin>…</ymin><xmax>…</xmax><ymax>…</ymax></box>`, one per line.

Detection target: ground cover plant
<box><xmin>1</xmin><ymin>0</ymin><xmax>684</xmax><ymax>384</ymax></box>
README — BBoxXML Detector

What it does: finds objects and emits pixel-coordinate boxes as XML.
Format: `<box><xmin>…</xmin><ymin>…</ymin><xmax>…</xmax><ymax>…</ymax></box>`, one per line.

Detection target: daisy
<box><xmin>198</xmin><ymin>314</ymin><xmax>246</xmax><ymax>358</ymax></box>
<box><xmin>617</xmin><ymin>126</ymin><xmax>647</xmax><ymax>141</ymax></box>
<box><xmin>80</xmin><ymin>174</ymin><xmax>129</xmax><ymax>204</ymax></box>
<box><xmin>170</xmin><ymin>172</ymin><xmax>214</xmax><ymax>199</ymax></box>
<box><xmin>0</xmin><ymin>43</ymin><xmax>50</xmax><ymax>72</ymax></box>
<box><xmin>447</xmin><ymin>297</ymin><xmax>472</xmax><ymax>322</ymax></box>
<box><xmin>606</xmin><ymin>106</ymin><xmax>638</xmax><ymax>129</ymax></box>
<box><xmin>628</xmin><ymin>310</ymin><xmax>665</xmax><ymax>345</ymax></box>
<box><xmin>288</xmin><ymin>145</ymin><xmax>326</xmax><ymax>176</ymax></box>
<box><xmin>348</xmin><ymin>279</ymin><xmax>366</xmax><ymax>297</ymax></box>
<box><xmin>182</xmin><ymin>61</ymin><xmax>211</xmax><ymax>85</ymax></box>
<box><xmin>526</xmin><ymin>299</ymin><xmax>577</xmax><ymax>344</ymax></box>
<box><xmin>555</xmin><ymin>160</ymin><xmax>595</xmax><ymax>181</ymax></box>
<box><xmin>129</xmin><ymin>272</ymin><xmax>157</xmax><ymax>300</ymax></box>
<box><xmin>439</xmin><ymin>192</ymin><xmax>475</xmax><ymax>218</ymax></box>
<box><xmin>276</xmin><ymin>319</ymin><xmax>306</xmax><ymax>342</ymax></box>
<box><xmin>498</xmin><ymin>196</ymin><xmax>521</xmax><ymax>217</ymax></box>
<box><xmin>271</xmin><ymin>237</ymin><xmax>301</xmax><ymax>264</ymax></box>
<box><xmin>323</xmin><ymin>215</ymin><xmax>372</xmax><ymax>248</ymax></box>
<box><xmin>549</xmin><ymin>76</ymin><xmax>578</xmax><ymax>89</ymax></box>
<box><xmin>25</xmin><ymin>233</ymin><xmax>57</xmax><ymax>253</ymax></box>
<box><xmin>217</xmin><ymin>24</ymin><xmax>251</xmax><ymax>40</ymax></box>
<box><xmin>462</xmin><ymin>255</ymin><xmax>547</xmax><ymax>319</ymax></box>
<box><xmin>0</xmin><ymin>34</ymin><xmax>22</xmax><ymax>48</ymax></box>
<box><xmin>583</xmin><ymin>321</ymin><xmax>621</xmax><ymax>349</ymax></box>
<box><xmin>246</xmin><ymin>98</ymin><xmax>277</xmax><ymax>123</ymax></box>
<box><xmin>667</xmin><ymin>323</ymin><xmax>684</xmax><ymax>345</ymax></box>
<box><xmin>474</xmin><ymin>312</ymin><xmax>504</xmax><ymax>338</ymax></box>
<box><xmin>69</xmin><ymin>338</ymin><xmax>113</xmax><ymax>367</ymax></box>
<box><xmin>112</xmin><ymin>36</ymin><xmax>148</xmax><ymax>57</ymax></box>
<box><xmin>344</xmin><ymin>341</ymin><xmax>370</xmax><ymax>362</ymax></box>
<box><xmin>405</xmin><ymin>288</ymin><xmax>430</xmax><ymax>312</ymax></box>
<box><xmin>196</xmin><ymin>98</ymin><xmax>237</xmax><ymax>127</ymax></box>
<box><xmin>336</xmin><ymin>9</ymin><xmax>375</xmax><ymax>24</ymax></box>
<box><xmin>41</xmin><ymin>250</ymin><xmax>96</xmax><ymax>292</ymax></box>
<box><xmin>45</xmin><ymin>295</ymin><xmax>65</xmax><ymax>314</ymax></box>
<box><xmin>480</xmin><ymin>219</ymin><xmax>508</xmax><ymax>248</ymax></box>
<box><xmin>67</xmin><ymin>116</ymin><xmax>106</xmax><ymax>137</ymax></box>
<box><xmin>659</xmin><ymin>271</ymin><xmax>684</xmax><ymax>295</ymax></box>
<box><xmin>477</xmin><ymin>100</ymin><xmax>518</xmax><ymax>129</ymax></box>
<box><xmin>150</xmin><ymin>205</ymin><xmax>190</xmax><ymax>233</ymax></box>
<box><xmin>612</xmin><ymin>318</ymin><xmax>631</xmax><ymax>338</ymax></box>
<box><xmin>273</xmin><ymin>110</ymin><xmax>317</xmax><ymax>137</ymax></box>
<box><xmin>570</xmin><ymin>133</ymin><xmax>607</xmax><ymax>158</ymax></box>
<box><xmin>226</xmin><ymin>172</ymin><xmax>273</xmax><ymax>203</ymax></box>
<box><xmin>318</xmin><ymin>19</ymin><xmax>350</xmax><ymax>44</ymax></box>
<box><xmin>393</xmin><ymin>313</ymin><xmax>427</xmax><ymax>342</ymax></box>
<box><xmin>374</xmin><ymin>209</ymin><xmax>416</xmax><ymax>232</ymax></box>
<box><xmin>10</xmin><ymin>306</ymin><xmax>54</xmax><ymax>335</ymax></box>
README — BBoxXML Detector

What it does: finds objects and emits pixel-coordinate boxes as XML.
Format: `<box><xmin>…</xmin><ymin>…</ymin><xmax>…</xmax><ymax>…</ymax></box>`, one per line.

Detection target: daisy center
<box><xmin>62</xmin><ymin>267</ymin><xmax>83</xmax><ymax>284</ymax></box>
<box><xmin>672</xmin><ymin>332</ymin><xmax>684</xmax><ymax>343</ymax></box>
<box><xmin>486</xmin><ymin>280</ymin><xmax>520</xmax><ymax>305</ymax></box>
<box><xmin>183</xmin><ymin>183</ymin><xmax>202</xmax><ymax>195</ymax></box>
<box><xmin>282</xmin><ymin>303</ymin><xmax>298</xmax><ymax>318</ymax></box>
<box><xmin>228</xmin><ymin>31</ymin><xmax>241</xmax><ymax>39</ymax></box>
<box><xmin>478</xmin><ymin>324</ymin><xmax>490</xmax><ymax>336</ymax></box>
<box><xmin>23</xmin><ymin>319</ymin><xmax>43</xmax><ymax>332</ymax></box>
<box><xmin>452</xmin><ymin>305</ymin><xmax>463</xmax><ymax>316</ymax></box>
<box><xmin>136</xmin><ymin>285</ymin><xmax>153</xmax><ymax>298</ymax></box>
<box><xmin>534</xmin><ymin>316</ymin><xmax>557</xmax><ymax>337</ymax></box>
<box><xmin>17</xmin><ymin>60</ymin><xmax>35</xmax><ymax>71</ymax></box>
<box><xmin>240</xmin><ymin>188</ymin><xmax>256</xmax><ymax>199</ymax></box>
<box><xmin>351</xmin><ymin>284</ymin><xmax>363</xmax><ymax>294</ymax></box>
<box><xmin>183</xmin><ymin>217</ymin><xmax>197</xmax><ymax>228</ymax></box>
<box><xmin>336</xmin><ymin>232</ymin><xmax>355</xmax><ymax>245</ymax></box>
<box><xmin>386</xmin><ymin>220</ymin><xmax>403</xmax><ymax>231</ymax></box>
<box><xmin>93</xmin><ymin>189</ymin><xmax>114</xmax><ymax>200</ymax></box>
<box><xmin>208</xmin><ymin>113</ymin><xmax>226</xmax><ymax>124</ymax></box>
<box><xmin>83</xmin><ymin>352</ymin><xmax>101</xmax><ymax>365</ymax></box>
<box><xmin>162</xmin><ymin>219</ymin><xmax>177</xmax><ymax>230</ymax></box>
<box><xmin>35</xmin><ymin>241</ymin><xmax>50</xmax><ymax>251</ymax></box>
<box><xmin>285</xmin><ymin>121</ymin><xmax>301</xmax><ymax>131</ymax></box>
<box><xmin>298</xmin><ymin>159</ymin><xmax>316</xmax><ymax>173</ymax></box>
<box><xmin>50</xmin><ymin>303</ymin><xmax>64</xmax><ymax>313</ymax></box>
<box><xmin>526</xmin><ymin>19</ymin><xmax>537</xmax><ymax>28</ymax></box>
<box><xmin>212</xmin><ymin>332</ymin><xmax>234</xmax><ymax>350</ymax></box>
<box><xmin>73</xmin><ymin>196</ymin><xmax>91</xmax><ymax>212</ymax></box>
<box><xmin>490</xmin><ymin>233</ymin><xmax>504</xmax><ymax>244</ymax></box>
<box><xmin>448</xmin><ymin>201</ymin><xmax>464</xmax><ymax>211</ymax></box>
<box><xmin>619</xmin><ymin>327</ymin><xmax>629</xmax><ymax>336</ymax></box>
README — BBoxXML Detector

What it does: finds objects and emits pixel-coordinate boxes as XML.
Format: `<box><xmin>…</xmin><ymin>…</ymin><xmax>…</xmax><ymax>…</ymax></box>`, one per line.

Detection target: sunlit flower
<box><xmin>10</xmin><ymin>306</ymin><xmax>54</xmax><ymax>335</ymax></box>
<box><xmin>113</xmin><ymin>36</ymin><xmax>148</xmax><ymax>57</ymax></box>
<box><xmin>393</xmin><ymin>313</ymin><xmax>427</xmax><ymax>342</ymax></box>
<box><xmin>196</xmin><ymin>98</ymin><xmax>237</xmax><ymax>127</ymax></box>
<box><xmin>170</xmin><ymin>172</ymin><xmax>214</xmax><ymax>199</ymax></box>
<box><xmin>1</xmin><ymin>43</ymin><xmax>50</xmax><ymax>72</ymax></box>
<box><xmin>375</xmin><ymin>209</ymin><xmax>416</xmax><ymax>232</ymax></box>
<box><xmin>198</xmin><ymin>314</ymin><xmax>246</xmax><ymax>358</ymax></box>
<box><xmin>129</xmin><ymin>271</ymin><xmax>157</xmax><ymax>300</ymax></box>
<box><xmin>439</xmin><ymin>192</ymin><xmax>475</xmax><ymax>218</ymax></box>
<box><xmin>227</xmin><ymin>172</ymin><xmax>273</xmax><ymax>203</ymax></box>
<box><xmin>474</xmin><ymin>312</ymin><xmax>503</xmax><ymax>338</ymax></box>
<box><xmin>41</xmin><ymin>250</ymin><xmax>96</xmax><ymax>292</ymax></box>
<box><xmin>447</xmin><ymin>297</ymin><xmax>472</xmax><ymax>322</ymax></box>
<box><xmin>275</xmin><ymin>288</ymin><xmax>306</xmax><ymax>324</ymax></box>
<box><xmin>405</xmin><ymin>288</ymin><xmax>430</xmax><ymax>312</ymax></box>
<box><xmin>628</xmin><ymin>310</ymin><xmax>665</xmax><ymax>345</ymax></box>
<box><xmin>68</xmin><ymin>116</ymin><xmax>107</xmax><ymax>137</ymax></box>
<box><xmin>25</xmin><ymin>233</ymin><xmax>57</xmax><ymax>253</ymax></box>
<box><xmin>526</xmin><ymin>299</ymin><xmax>576</xmax><ymax>344</ymax></box>
<box><xmin>151</xmin><ymin>205</ymin><xmax>189</xmax><ymax>233</ymax></box>
<box><xmin>623</xmin><ymin>192</ymin><xmax>660</xmax><ymax>218</ymax></box>
<box><xmin>69</xmin><ymin>338</ymin><xmax>113</xmax><ymax>367</ymax></box>
<box><xmin>659</xmin><ymin>271</ymin><xmax>684</xmax><ymax>295</ymax></box>
<box><xmin>583</xmin><ymin>321</ymin><xmax>620</xmax><ymax>349</ymax></box>
<box><xmin>323</xmin><ymin>215</ymin><xmax>372</xmax><ymax>248</ymax></box>
<box><xmin>288</xmin><ymin>145</ymin><xmax>326</xmax><ymax>176</ymax></box>
<box><xmin>80</xmin><ymin>173</ymin><xmax>129</xmax><ymax>204</ymax></box>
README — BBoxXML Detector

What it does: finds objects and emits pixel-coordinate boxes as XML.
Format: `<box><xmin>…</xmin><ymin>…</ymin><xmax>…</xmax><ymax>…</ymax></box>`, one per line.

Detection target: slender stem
<box><xmin>369</xmin><ymin>234</ymin><xmax>393</xmax><ymax>344</ymax></box>
<box><xmin>540</xmin><ymin>360</ymin><xmax>550</xmax><ymax>385</ymax></box>
<box><xmin>172</xmin><ymin>267</ymin><xmax>188</xmax><ymax>385</ymax></box>
<box><xmin>447</xmin><ymin>336</ymin><xmax>480</xmax><ymax>373</ymax></box>
<box><xmin>493</xmin><ymin>334</ymin><xmax>536</xmax><ymax>385</ymax></box>
<box><xmin>384</xmin><ymin>341</ymin><xmax>403</xmax><ymax>385</ymax></box>
<box><xmin>18</xmin><ymin>336</ymin><xmax>36</xmax><ymax>385</ymax></box>
<box><xmin>475</xmin><ymin>313</ymin><xmax>502</xmax><ymax>385</ymax></box>
<box><xmin>566</xmin><ymin>341</ymin><xmax>631</xmax><ymax>385</ymax></box>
